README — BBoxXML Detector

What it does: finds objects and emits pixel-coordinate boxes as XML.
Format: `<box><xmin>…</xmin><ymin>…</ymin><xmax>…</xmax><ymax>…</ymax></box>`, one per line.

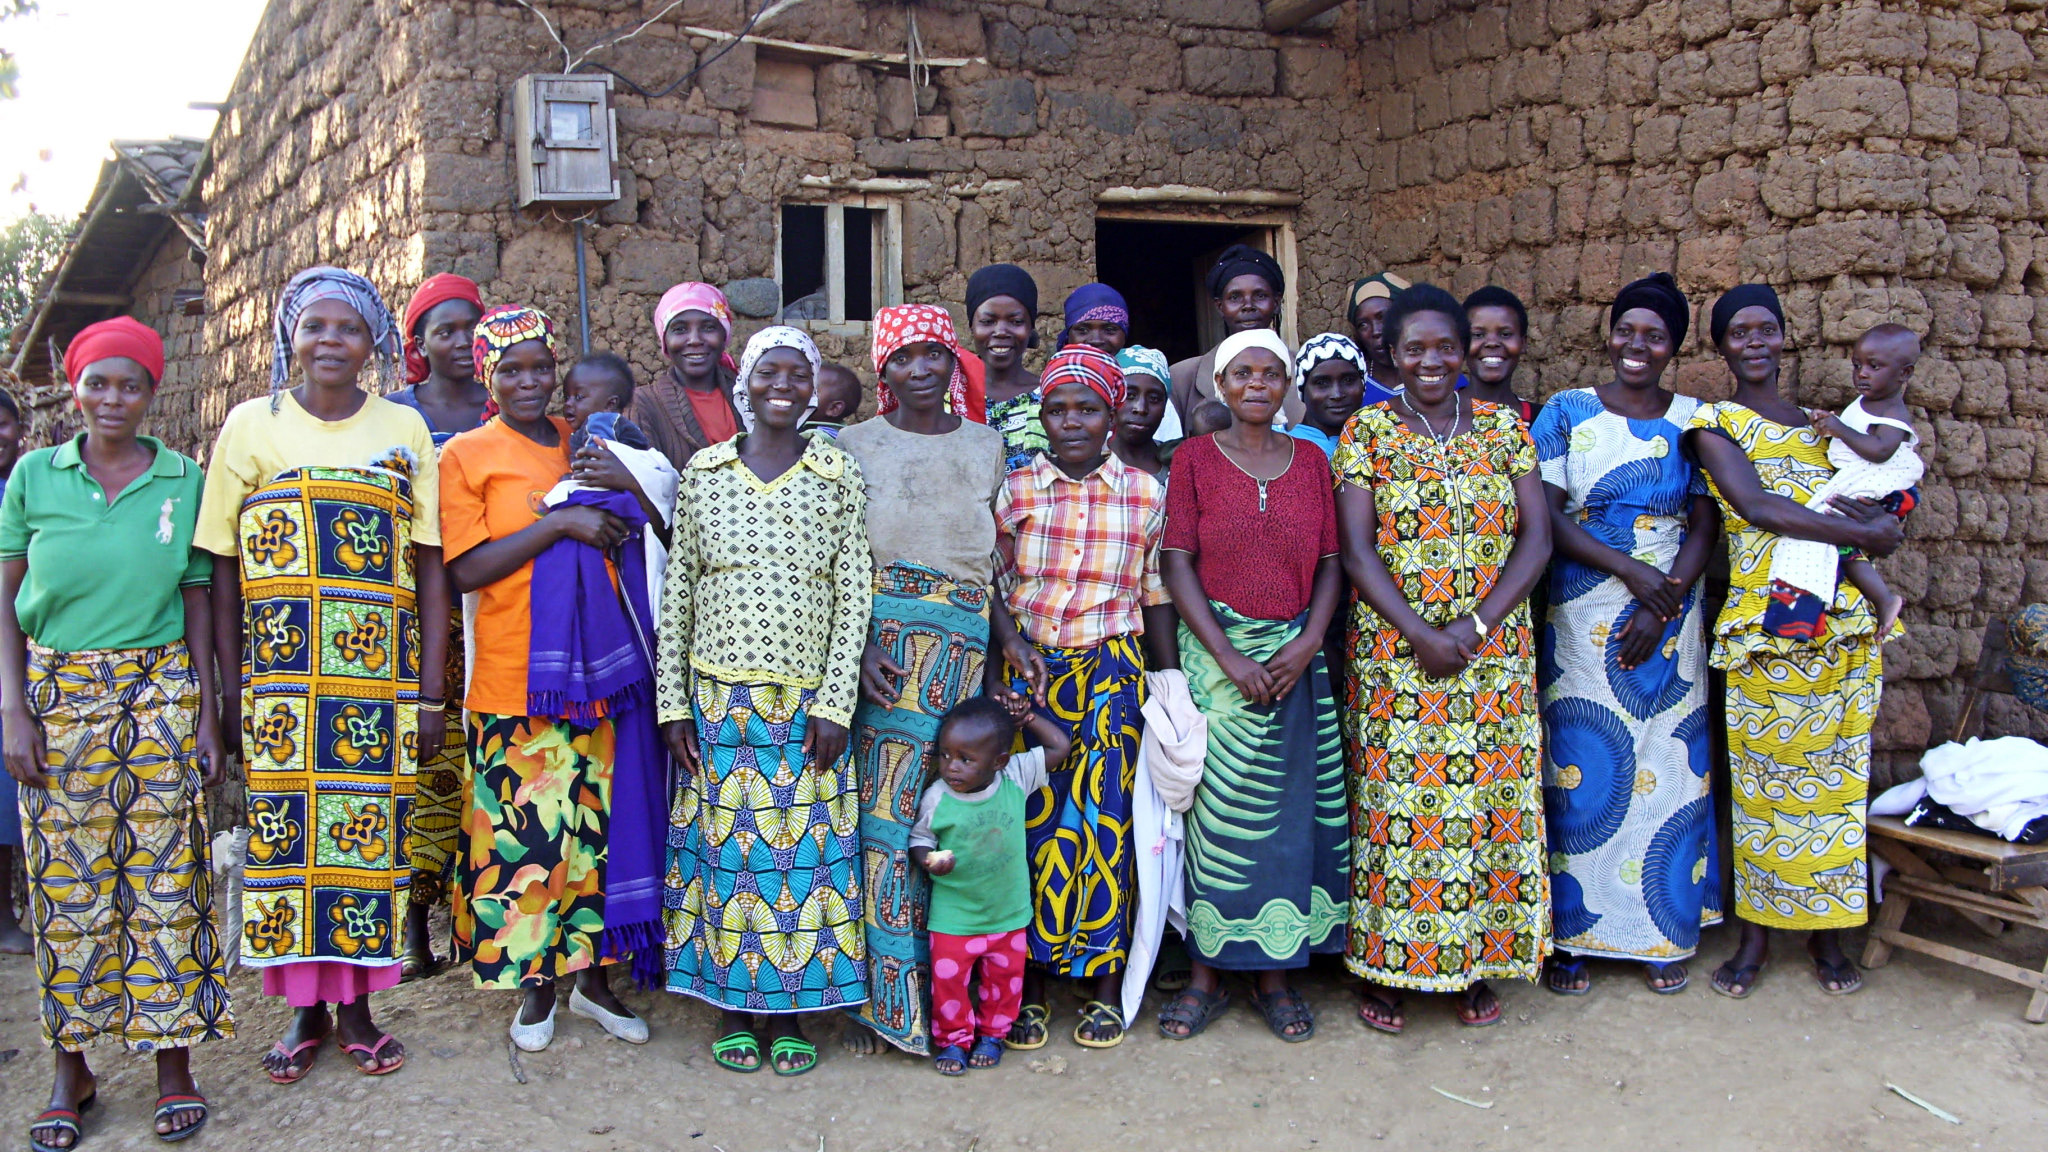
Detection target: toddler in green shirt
<box><xmin>910</xmin><ymin>696</ymin><xmax>1072</xmax><ymax>1075</ymax></box>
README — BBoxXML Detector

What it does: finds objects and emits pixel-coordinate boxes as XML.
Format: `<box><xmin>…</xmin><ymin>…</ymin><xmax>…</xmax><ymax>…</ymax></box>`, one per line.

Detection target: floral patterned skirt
<box><xmin>452</xmin><ymin>712</ymin><xmax>614</xmax><ymax>989</ymax></box>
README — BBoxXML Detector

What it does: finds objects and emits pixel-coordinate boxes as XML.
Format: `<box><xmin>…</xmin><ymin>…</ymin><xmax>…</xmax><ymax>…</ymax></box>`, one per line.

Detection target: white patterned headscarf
<box><xmin>733</xmin><ymin>325</ymin><xmax>824</xmax><ymax>431</ymax></box>
<box><xmin>1294</xmin><ymin>332</ymin><xmax>1368</xmax><ymax>383</ymax></box>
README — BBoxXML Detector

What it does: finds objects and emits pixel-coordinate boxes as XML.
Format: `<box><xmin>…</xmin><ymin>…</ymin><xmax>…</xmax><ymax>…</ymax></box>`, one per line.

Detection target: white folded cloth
<box><xmin>1139</xmin><ymin>669</ymin><xmax>1207</xmax><ymax>814</ymax></box>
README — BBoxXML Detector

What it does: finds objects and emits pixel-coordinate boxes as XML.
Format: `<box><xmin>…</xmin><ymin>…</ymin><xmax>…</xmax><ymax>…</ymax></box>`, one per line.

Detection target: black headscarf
<box><xmin>1205</xmin><ymin>244</ymin><xmax>1286</xmax><ymax>299</ymax></box>
<box><xmin>1609</xmin><ymin>272</ymin><xmax>1690</xmax><ymax>347</ymax></box>
<box><xmin>965</xmin><ymin>263</ymin><xmax>1039</xmax><ymax>349</ymax></box>
<box><xmin>1709</xmin><ymin>283</ymin><xmax>1784</xmax><ymax>347</ymax></box>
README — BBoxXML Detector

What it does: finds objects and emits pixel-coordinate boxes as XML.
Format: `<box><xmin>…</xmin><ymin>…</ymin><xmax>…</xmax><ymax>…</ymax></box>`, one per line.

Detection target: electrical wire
<box><xmin>573</xmin><ymin>0</ymin><xmax>769</xmax><ymax>99</ymax></box>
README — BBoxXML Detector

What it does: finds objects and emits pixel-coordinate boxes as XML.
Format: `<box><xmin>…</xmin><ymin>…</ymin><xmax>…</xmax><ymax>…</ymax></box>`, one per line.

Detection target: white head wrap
<box><xmin>733</xmin><ymin>325</ymin><xmax>824</xmax><ymax>431</ymax></box>
<box><xmin>1211</xmin><ymin>328</ymin><xmax>1295</xmax><ymax>391</ymax></box>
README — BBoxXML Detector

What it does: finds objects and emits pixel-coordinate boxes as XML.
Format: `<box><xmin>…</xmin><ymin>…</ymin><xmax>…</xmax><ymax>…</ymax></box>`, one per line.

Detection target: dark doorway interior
<box><xmin>1094</xmin><ymin>218</ymin><xmax>1271</xmax><ymax>364</ymax></box>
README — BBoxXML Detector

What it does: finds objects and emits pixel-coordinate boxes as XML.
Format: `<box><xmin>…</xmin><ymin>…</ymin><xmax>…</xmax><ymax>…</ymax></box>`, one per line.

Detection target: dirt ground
<box><xmin>3</xmin><ymin>915</ymin><xmax>2045</xmax><ymax>1152</ymax></box>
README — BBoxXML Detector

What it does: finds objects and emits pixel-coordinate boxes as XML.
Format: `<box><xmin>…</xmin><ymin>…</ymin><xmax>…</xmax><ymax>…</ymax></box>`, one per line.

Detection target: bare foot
<box><xmin>840</xmin><ymin>1018</ymin><xmax>880</xmax><ymax>1056</ymax></box>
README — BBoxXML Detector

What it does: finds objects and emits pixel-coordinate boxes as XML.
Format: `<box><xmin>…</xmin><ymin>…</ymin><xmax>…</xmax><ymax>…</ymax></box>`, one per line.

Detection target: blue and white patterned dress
<box><xmin>1533</xmin><ymin>389</ymin><xmax>1720</xmax><ymax>961</ymax></box>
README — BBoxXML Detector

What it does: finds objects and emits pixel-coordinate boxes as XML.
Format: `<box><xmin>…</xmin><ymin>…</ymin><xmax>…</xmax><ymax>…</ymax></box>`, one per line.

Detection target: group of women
<box><xmin>4</xmin><ymin>244</ymin><xmax>1907</xmax><ymax>1141</ymax></box>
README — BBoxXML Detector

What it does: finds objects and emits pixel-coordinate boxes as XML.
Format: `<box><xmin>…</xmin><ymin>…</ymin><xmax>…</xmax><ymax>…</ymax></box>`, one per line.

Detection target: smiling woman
<box><xmin>197</xmin><ymin>266</ymin><xmax>446</xmax><ymax>1084</ymax></box>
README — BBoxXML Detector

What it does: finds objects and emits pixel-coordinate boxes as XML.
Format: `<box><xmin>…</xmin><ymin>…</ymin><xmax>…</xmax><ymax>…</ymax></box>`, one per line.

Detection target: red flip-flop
<box><xmin>340</xmin><ymin>1033</ymin><xmax>406</xmax><ymax>1076</ymax></box>
<box><xmin>265</xmin><ymin>1037</ymin><xmax>322</xmax><ymax>1084</ymax></box>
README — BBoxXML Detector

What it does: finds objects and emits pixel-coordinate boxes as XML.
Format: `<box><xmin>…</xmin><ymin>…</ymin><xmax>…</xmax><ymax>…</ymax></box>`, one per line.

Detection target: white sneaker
<box><xmin>570</xmin><ymin>988</ymin><xmax>650</xmax><ymax>1044</ymax></box>
<box><xmin>510</xmin><ymin>1002</ymin><xmax>556</xmax><ymax>1052</ymax></box>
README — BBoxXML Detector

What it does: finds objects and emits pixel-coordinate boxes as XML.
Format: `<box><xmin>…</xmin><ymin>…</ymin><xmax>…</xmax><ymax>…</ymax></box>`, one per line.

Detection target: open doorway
<box><xmin>1094</xmin><ymin>217</ymin><xmax>1292</xmax><ymax>363</ymax></box>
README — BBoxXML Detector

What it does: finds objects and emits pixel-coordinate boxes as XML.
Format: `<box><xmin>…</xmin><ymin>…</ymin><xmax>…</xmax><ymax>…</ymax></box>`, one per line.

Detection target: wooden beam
<box><xmin>1097</xmin><ymin>184</ymin><xmax>1302</xmax><ymax>207</ymax></box>
<box><xmin>49</xmin><ymin>291</ymin><xmax>131</xmax><ymax>308</ymax></box>
<box><xmin>680</xmin><ymin>25</ymin><xmax>978</xmax><ymax>71</ymax></box>
<box><xmin>1265</xmin><ymin>0</ymin><xmax>1348</xmax><ymax>33</ymax></box>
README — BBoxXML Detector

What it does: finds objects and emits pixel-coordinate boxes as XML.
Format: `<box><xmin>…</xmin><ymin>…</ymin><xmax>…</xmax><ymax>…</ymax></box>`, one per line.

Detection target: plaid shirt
<box><xmin>995</xmin><ymin>452</ymin><xmax>1169</xmax><ymax>650</ymax></box>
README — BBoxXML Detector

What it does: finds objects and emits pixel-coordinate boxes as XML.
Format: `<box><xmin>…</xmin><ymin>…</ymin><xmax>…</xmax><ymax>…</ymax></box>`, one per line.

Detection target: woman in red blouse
<box><xmin>1154</xmin><ymin>329</ymin><xmax>1348</xmax><ymax>1044</ymax></box>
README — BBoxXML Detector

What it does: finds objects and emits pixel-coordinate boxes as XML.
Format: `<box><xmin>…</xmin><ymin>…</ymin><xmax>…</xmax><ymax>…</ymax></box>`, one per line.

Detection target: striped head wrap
<box><xmin>1115</xmin><ymin>345</ymin><xmax>1170</xmax><ymax>385</ymax></box>
<box><xmin>1038</xmin><ymin>345</ymin><xmax>1126</xmax><ymax>409</ymax></box>
<box><xmin>271</xmin><ymin>266</ymin><xmax>400</xmax><ymax>406</ymax></box>
<box><xmin>733</xmin><ymin>325</ymin><xmax>823</xmax><ymax>432</ymax></box>
<box><xmin>472</xmin><ymin>306</ymin><xmax>559</xmax><ymax>390</ymax></box>
<box><xmin>872</xmin><ymin>304</ymin><xmax>977</xmax><ymax>419</ymax></box>
<box><xmin>1293</xmin><ymin>332</ymin><xmax>1367</xmax><ymax>383</ymax></box>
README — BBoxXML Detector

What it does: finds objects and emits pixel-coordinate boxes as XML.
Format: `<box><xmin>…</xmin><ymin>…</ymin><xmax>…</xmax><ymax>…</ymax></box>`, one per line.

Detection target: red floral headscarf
<box><xmin>871</xmin><ymin>304</ymin><xmax>985</xmax><ymax>422</ymax></box>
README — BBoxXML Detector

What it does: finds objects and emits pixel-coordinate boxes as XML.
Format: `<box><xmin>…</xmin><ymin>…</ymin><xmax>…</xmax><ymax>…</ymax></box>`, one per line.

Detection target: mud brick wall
<box><xmin>1347</xmin><ymin>0</ymin><xmax>2048</xmax><ymax>785</ymax></box>
<box><xmin>199</xmin><ymin>0</ymin><xmax>445</xmax><ymax>429</ymax></box>
<box><xmin>190</xmin><ymin>0</ymin><xmax>2047</xmax><ymax>784</ymax></box>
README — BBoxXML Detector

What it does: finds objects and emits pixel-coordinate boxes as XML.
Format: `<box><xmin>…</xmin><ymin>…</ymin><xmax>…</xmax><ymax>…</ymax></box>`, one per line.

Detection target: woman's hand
<box><xmin>416</xmin><ymin>707</ymin><xmax>447</xmax><ymax>767</ymax></box>
<box><xmin>1414</xmin><ymin>626</ymin><xmax>1474</xmax><ymax>681</ymax></box>
<box><xmin>1262</xmin><ymin>635</ymin><xmax>1321</xmax><ymax>703</ymax></box>
<box><xmin>546</xmin><ymin>504</ymin><xmax>632</xmax><ymax>550</ymax></box>
<box><xmin>1614</xmin><ymin>605</ymin><xmax>1668</xmax><ymax>670</ymax></box>
<box><xmin>1619</xmin><ymin>560</ymin><xmax>1686</xmax><ymax>622</ymax></box>
<box><xmin>860</xmin><ymin>642</ymin><xmax>909</xmax><ymax>707</ymax></box>
<box><xmin>1836</xmin><ymin>498</ymin><xmax>1905</xmax><ymax>558</ymax></box>
<box><xmin>804</xmin><ymin>716</ymin><xmax>850</xmax><ymax>769</ymax></box>
<box><xmin>193</xmin><ymin>706</ymin><xmax>230</xmax><ymax>787</ymax></box>
<box><xmin>4</xmin><ymin>703</ymin><xmax>49</xmax><ymax>787</ymax></box>
<box><xmin>219</xmin><ymin>692</ymin><xmax>243</xmax><ymax>760</ymax></box>
<box><xmin>999</xmin><ymin>635</ymin><xmax>1049</xmax><ymax>706</ymax></box>
<box><xmin>662</xmin><ymin>719</ymin><xmax>700</xmax><ymax>775</ymax></box>
<box><xmin>1218</xmin><ymin>648</ymin><xmax>1276</xmax><ymax>706</ymax></box>
<box><xmin>571</xmin><ymin>440</ymin><xmax>635</xmax><ymax>492</ymax></box>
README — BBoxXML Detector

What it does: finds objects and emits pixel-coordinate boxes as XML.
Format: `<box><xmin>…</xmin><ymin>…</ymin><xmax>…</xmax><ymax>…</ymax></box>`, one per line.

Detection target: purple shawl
<box><xmin>527</xmin><ymin>487</ymin><xmax>667</xmax><ymax>984</ymax></box>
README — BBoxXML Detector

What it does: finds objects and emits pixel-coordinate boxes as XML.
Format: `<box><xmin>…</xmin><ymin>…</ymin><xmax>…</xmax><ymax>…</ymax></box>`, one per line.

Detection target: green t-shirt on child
<box><xmin>910</xmin><ymin>747</ymin><xmax>1048</xmax><ymax>937</ymax></box>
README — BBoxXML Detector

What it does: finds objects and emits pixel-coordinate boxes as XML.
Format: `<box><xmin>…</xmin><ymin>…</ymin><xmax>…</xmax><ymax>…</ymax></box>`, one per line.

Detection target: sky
<box><xmin>1</xmin><ymin>0</ymin><xmax>268</xmax><ymax>221</ymax></box>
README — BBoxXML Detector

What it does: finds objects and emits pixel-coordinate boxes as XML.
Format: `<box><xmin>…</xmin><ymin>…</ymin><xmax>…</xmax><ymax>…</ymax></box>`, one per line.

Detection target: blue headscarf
<box><xmin>1059</xmin><ymin>283</ymin><xmax>1130</xmax><ymax>347</ymax></box>
<box><xmin>271</xmin><ymin>266</ymin><xmax>401</xmax><ymax>408</ymax></box>
<box><xmin>1115</xmin><ymin>345</ymin><xmax>1170</xmax><ymax>386</ymax></box>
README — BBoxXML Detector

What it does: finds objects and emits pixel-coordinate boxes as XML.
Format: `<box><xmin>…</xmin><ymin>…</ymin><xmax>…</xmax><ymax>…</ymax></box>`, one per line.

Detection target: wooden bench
<box><xmin>1860</xmin><ymin>615</ymin><xmax>2048</xmax><ymax>1022</ymax></box>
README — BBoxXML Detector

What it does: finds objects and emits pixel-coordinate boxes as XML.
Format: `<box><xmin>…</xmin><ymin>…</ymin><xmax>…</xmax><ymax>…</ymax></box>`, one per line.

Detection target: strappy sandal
<box><xmin>1157</xmin><ymin>985</ymin><xmax>1230</xmax><ymax>1040</ymax></box>
<box><xmin>1710</xmin><ymin>954</ymin><xmax>1768</xmax><ymax>999</ymax></box>
<box><xmin>264</xmin><ymin>1035</ymin><xmax>323</xmax><ymax>1084</ymax></box>
<box><xmin>1810</xmin><ymin>952</ymin><xmax>1863</xmax><ymax>996</ymax></box>
<box><xmin>1546</xmin><ymin>955</ymin><xmax>1591</xmax><ymax>996</ymax></box>
<box><xmin>711</xmin><ymin>1031</ymin><xmax>761</xmax><ymax>1073</ymax></box>
<box><xmin>1644</xmin><ymin>961</ymin><xmax>1690</xmax><ymax>995</ymax></box>
<box><xmin>340</xmin><ymin>1033</ymin><xmax>406</xmax><ymax>1076</ymax></box>
<box><xmin>29</xmin><ymin>1091</ymin><xmax>95</xmax><ymax>1152</ymax></box>
<box><xmin>153</xmin><ymin>1089</ymin><xmax>208</xmax><ymax>1144</ymax></box>
<box><xmin>969</xmin><ymin>1035</ymin><xmax>1004</xmax><ymax>1068</ymax></box>
<box><xmin>769</xmin><ymin>1035</ymin><xmax>818</xmax><ymax>1077</ymax></box>
<box><xmin>1073</xmin><ymin>1000</ymin><xmax>1125</xmax><ymax>1049</ymax></box>
<box><xmin>1250</xmin><ymin>986</ymin><xmax>1316</xmax><ymax>1043</ymax></box>
<box><xmin>933</xmin><ymin>1044</ymin><xmax>968</xmax><ymax>1076</ymax></box>
<box><xmin>1005</xmin><ymin>1003</ymin><xmax>1050</xmax><ymax>1050</ymax></box>
<box><xmin>1457</xmin><ymin>982</ymin><xmax>1502</xmax><ymax>1027</ymax></box>
<box><xmin>1357</xmin><ymin>987</ymin><xmax>1405</xmax><ymax>1035</ymax></box>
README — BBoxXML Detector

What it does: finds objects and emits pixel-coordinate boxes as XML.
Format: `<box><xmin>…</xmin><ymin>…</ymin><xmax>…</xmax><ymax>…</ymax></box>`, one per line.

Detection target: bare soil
<box><xmin>3</xmin><ymin>917</ymin><xmax>2044</xmax><ymax>1152</ymax></box>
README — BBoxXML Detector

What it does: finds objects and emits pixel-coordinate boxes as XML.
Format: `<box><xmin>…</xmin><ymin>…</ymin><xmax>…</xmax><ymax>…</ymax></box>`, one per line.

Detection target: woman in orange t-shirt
<box><xmin>438</xmin><ymin>307</ymin><xmax>650</xmax><ymax>1052</ymax></box>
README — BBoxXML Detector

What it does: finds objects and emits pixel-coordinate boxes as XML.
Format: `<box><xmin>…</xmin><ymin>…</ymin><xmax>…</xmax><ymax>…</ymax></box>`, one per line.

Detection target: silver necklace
<box><xmin>1401</xmin><ymin>392</ymin><xmax>1462</xmax><ymax>442</ymax></box>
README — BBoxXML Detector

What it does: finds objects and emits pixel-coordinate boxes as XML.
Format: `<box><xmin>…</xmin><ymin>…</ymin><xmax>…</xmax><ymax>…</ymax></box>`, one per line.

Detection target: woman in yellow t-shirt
<box><xmin>198</xmin><ymin>267</ymin><xmax>448</xmax><ymax>1083</ymax></box>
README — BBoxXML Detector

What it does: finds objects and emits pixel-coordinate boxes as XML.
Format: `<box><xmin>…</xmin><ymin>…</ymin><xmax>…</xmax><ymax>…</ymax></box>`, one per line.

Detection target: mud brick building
<box><xmin>7</xmin><ymin>0</ymin><xmax>2048</xmax><ymax>784</ymax></box>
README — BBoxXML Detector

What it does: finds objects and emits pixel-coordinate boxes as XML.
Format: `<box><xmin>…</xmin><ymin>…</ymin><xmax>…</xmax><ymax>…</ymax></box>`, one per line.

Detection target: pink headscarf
<box><xmin>654</xmin><ymin>282</ymin><xmax>739</xmax><ymax>372</ymax></box>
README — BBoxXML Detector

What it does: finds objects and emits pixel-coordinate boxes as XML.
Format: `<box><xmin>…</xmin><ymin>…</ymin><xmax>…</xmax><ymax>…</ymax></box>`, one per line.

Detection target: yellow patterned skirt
<box><xmin>20</xmin><ymin>642</ymin><xmax>234</xmax><ymax>1052</ymax></box>
<box><xmin>1725</xmin><ymin>636</ymin><xmax>1881</xmax><ymax>929</ymax></box>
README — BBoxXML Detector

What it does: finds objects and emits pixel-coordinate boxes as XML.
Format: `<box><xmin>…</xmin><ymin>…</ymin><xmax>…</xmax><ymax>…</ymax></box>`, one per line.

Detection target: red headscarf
<box><xmin>1038</xmin><ymin>344</ymin><xmax>1126</xmax><ymax>409</ymax></box>
<box><xmin>401</xmin><ymin>273</ymin><xmax>484</xmax><ymax>384</ymax></box>
<box><xmin>65</xmin><ymin>317</ymin><xmax>165</xmax><ymax>386</ymax></box>
<box><xmin>870</xmin><ymin>304</ymin><xmax>986</xmax><ymax>423</ymax></box>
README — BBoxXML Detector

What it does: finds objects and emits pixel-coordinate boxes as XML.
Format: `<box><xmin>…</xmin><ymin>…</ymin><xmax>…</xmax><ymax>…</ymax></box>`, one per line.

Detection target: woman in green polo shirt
<box><xmin>3</xmin><ymin>317</ymin><xmax>232</xmax><ymax>1150</ymax></box>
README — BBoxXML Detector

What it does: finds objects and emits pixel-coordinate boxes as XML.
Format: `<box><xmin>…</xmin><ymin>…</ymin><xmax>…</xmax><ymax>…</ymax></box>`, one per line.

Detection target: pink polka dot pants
<box><xmin>928</xmin><ymin>927</ymin><xmax>1028</xmax><ymax>1050</ymax></box>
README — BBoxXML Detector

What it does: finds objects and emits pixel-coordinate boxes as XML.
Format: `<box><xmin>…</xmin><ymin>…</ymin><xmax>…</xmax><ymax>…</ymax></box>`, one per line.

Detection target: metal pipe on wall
<box><xmin>573</xmin><ymin>217</ymin><xmax>592</xmax><ymax>355</ymax></box>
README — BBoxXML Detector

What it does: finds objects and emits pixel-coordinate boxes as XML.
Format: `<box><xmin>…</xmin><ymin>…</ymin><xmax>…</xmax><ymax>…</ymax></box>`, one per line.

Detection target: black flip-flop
<box><xmin>1710</xmin><ymin>956</ymin><xmax>1768</xmax><ymax>999</ymax></box>
<box><xmin>153</xmin><ymin>1089</ymin><xmax>208</xmax><ymax>1144</ymax></box>
<box><xmin>29</xmin><ymin>1091</ymin><xmax>96</xmax><ymax>1152</ymax></box>
<box><xmin>1250</xmin><ymin>987</ymin><xmax>1316</xmax><ymax>1043</ymax></box>
<box><xmin>1811</xmin><ymin>955</ymin><xmax>1863</xmax><ymax>996</ymax></box>
<box><xmin>1157</xmin><ymin>986</ymin><xmax>1230</xmax><ymax>1040</ymax></box>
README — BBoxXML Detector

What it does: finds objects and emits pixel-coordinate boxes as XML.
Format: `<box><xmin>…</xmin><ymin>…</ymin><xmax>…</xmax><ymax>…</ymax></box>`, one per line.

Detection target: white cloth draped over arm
<box><xmin>1126</xmin><ymin>669</ymin><xmax>1200</xmax><ymax>1023</ymax></box>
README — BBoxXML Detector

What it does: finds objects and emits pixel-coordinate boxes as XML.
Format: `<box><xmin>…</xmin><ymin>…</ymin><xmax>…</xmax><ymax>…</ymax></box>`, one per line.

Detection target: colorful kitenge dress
<box><xmin>659</xmin><ymin>434</ymin><xmax>872</xmax><ymax>1012</ymax></box>
<box><xmin>986</xmin><ymin>392</ymin><xmax>1047</xmax><ymax>472</ymax></box>
<box><xmin>837</xmin><ymin>417</ymin><xmax>1005</xmax><ymax>1053</ymax></box>
<box><xmin>2</xmin><ymin>438</ymin><xmax>232</xmax><ymax>1051</ymax></box>
<box><xmin>996</xmin><ymin>452</ymin><xmax>1168</xmax><ymax>978</ymax></box>
<box><xmin>1533</xmin><ymin>390</ymin><xmax>1719</xmax><ymax>961</ymax></box>
<box><xmin>1333</xmin><ymin>402</ymin><xmax>1549</xmax><ymax>992</ymax></box>
<box><xmin>439</xmin><ymin>416</ymin><xmax>616</xmax><ymax>988</ymax></box>
<box><xmin>1685</xmin><ymin>402</ymin><xmax>1887</xmax><ymax>930</ymax></box>
<box><xmin>1164</xmin><ymin>437</ymin><xmax>1350</xmax><ymax>970</ymax></box>
<box><xmin>386</xmin><ymin>391</ymin><xmax>487</xmax><ymax>912</ymax></box>
<box><xmin>198</xmin><ymin>393</ymin><xmax>442</xmax><ymax>999</ymax></box>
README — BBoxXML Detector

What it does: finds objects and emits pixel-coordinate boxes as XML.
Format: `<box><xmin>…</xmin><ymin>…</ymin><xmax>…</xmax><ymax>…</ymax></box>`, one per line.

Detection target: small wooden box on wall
<box><xmin>512</xmin><ymin>74</ymin><xmax>621</xmax><ymax>208</ymax></box>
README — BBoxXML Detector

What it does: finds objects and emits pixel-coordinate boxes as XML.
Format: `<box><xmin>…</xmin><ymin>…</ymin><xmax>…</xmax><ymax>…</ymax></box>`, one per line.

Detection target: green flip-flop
<box><xmin>770</xmin><ymin>1035</ymin><xmax>818</xmax><ymax>1077</ymax></box>
<box><xmin>711</xmin><ymin>1030</ymin><xmax>761</xmax><ymax>1073</ymax></box>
